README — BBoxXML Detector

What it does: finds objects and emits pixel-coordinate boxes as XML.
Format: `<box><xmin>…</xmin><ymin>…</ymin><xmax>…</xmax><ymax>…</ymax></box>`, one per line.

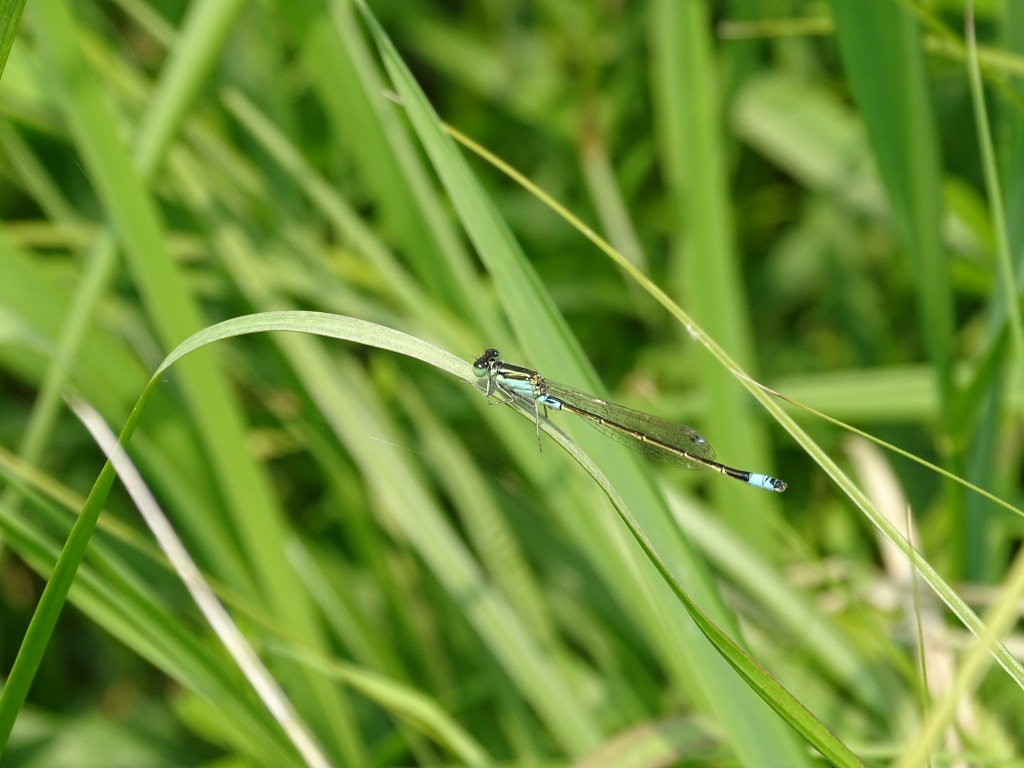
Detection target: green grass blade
<box><xmin>0</xmin><ymin>0</ymin><xmax>25</xmax><ymax>80</ymax></box>
<box><xmin>23</xmin><ymin>1</ymin><xmax>364</xmax><ymax>759</ymax></box>
<box><xmin>649</xmin><ymin>0</ymin><xmax>781</xmax><ymax>536</ymax></box>
<box><xmin>828</xmin><ymin>0</ymin><xmax>955</xmax><ymax>403</ymax></box>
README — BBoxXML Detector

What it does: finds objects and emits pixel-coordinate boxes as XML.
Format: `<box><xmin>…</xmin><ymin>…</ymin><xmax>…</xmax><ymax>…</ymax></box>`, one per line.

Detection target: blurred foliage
<box><xmin>0</xmin><ymin>0</ymin><xmax>1023</xmax><ymax>765</ymax></box>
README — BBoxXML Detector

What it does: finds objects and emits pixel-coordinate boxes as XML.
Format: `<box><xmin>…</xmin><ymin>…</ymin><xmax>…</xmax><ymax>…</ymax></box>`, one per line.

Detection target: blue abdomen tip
<box><xmin>748</xmin><ymin>474</ymin><xmax>787</xmax><ymax>493</ymax></box>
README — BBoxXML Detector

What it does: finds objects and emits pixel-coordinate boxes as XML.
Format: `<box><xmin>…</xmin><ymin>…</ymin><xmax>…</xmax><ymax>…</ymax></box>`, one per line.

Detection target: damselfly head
<box><xmin>473</xmin><ymin>348</ymin><xmax>501</xmax><ymax>377</ymax></box>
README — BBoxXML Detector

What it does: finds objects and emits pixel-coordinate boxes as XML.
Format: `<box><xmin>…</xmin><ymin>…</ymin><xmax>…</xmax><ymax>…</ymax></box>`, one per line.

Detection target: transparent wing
<box><xmin>542</xmin><ymin>380</ymin><xmax>715</xmax><ymax>470</ymax></box>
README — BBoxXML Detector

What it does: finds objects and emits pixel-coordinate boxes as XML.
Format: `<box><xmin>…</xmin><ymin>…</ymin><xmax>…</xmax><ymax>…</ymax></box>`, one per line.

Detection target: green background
<box><xmin>0</xmin><ymin>0</ymin><xmax>1022</xmax><ymax>765</ymax></box>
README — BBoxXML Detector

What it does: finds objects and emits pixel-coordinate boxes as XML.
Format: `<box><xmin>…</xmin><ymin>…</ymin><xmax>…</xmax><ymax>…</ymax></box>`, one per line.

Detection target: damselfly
<box><xmin>472</xmin><ymin>348</ymin><xmax>786</xmax><ymax>493</ymax></box>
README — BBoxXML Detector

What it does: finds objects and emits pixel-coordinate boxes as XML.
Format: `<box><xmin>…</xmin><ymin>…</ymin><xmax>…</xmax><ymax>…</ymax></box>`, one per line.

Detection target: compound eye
<box><xmin>473</xmin><ymin>349</ymin><xmax>499</xmax><ymax>377</ymax></box>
